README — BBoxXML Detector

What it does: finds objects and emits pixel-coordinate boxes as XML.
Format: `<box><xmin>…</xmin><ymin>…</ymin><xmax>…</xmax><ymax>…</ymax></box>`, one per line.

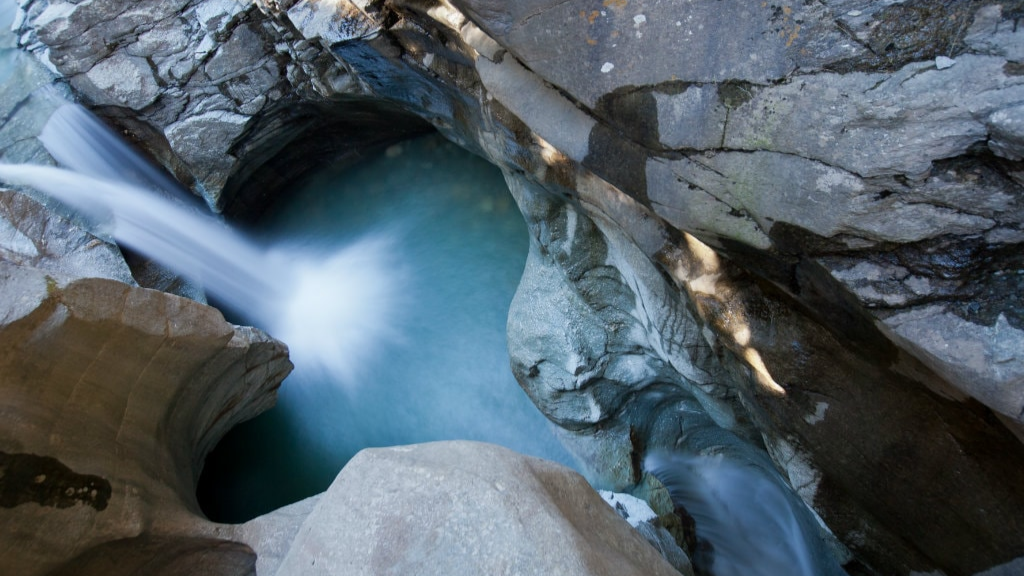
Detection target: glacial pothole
<box><xmin>196</xmin><ymin>133</ymin><xmax>578</xmax><ymax>523</ymax></box>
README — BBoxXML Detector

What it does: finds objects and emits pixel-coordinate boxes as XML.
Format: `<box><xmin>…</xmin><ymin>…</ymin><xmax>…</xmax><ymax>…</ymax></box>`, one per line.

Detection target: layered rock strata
<box><xmin>7</xmin><ymin>0</ymin><xmax>1024</xmax><ymax>575</ymax></box>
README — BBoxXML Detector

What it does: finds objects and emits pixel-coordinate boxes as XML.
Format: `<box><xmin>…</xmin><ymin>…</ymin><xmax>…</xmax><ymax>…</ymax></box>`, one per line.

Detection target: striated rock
<box><xmin>275</xmin><ymin>441</ymin><xmax>682</xmax><ymax>576</ymax></box>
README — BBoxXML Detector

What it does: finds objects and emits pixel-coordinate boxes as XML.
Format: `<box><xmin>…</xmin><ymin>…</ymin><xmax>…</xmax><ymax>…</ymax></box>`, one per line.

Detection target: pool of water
<box><xmin>197</xmin><ymin>134</ymin><xmax>577</xmax><ymax>522</ymax></box>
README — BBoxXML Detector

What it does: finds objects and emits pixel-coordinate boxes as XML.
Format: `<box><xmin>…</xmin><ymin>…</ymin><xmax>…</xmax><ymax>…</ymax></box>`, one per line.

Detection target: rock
<box><xmin>0</xmin><ymin>189</ymin><xmax>135</xmax><ymax>284</ymax></box>
<box><xmin>987</xmin><ymin>103</ymin><xmax>1024</xmax><ymax>161</ymax></box>
<box><xmin>164</xmin><ymin>110</ymin><xmax>250</xmax><ymax>194</ymax></box>
<box><xmin>882</xmin><ymin>306</ymin><xmax>1024</xmax><ymax>425</ymax></box>
<box><xmin>0</xmin><ymin>191</ymin><xmax>291</xmax><ymax>575</ymax></box>
<box><xmin>600</xmin><ymin>491</ymin><xmax>694</xmax><ymax>576</ymax></box>
<box><xmin>718</xmin><ymin>56</ymin><xmax>1022</xmax><ymax>178</ymax></box>
<box><xmin>46</xmin><ymin>535</ymin><xmax>257</xmax><ymax>576</ymax></box>
<box><xmin>451</xmin><ymin>0</ymin><xmax>852</xmax><ymax>108</ymax></box>
<box><xmin>79</xmin><ymin>52</ymin><xmax>161</xmax><ymax>110</ymax></box>
<box><xmin>647</xmin><ymin>151</ymin><xmax>997</xmax><ymax>249</ymax></box>
<box><xmin>275</xmin><ymin>441</ymin><xmax>682</xmax><ymax>576</ymax></box>
<box><xmin>0</xmin><ymin>10</ymin><xmax>72</xmax><ymax>166</ymax></box>
<box><xmin>285</xmin><ymin>0</ymin><xmax>378</xmax><ymax>46</ymax></box>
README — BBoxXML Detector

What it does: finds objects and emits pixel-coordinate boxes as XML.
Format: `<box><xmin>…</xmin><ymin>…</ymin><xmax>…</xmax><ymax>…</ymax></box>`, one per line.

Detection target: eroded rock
<box><xmin>0</xmin><ymin>189</ymin><xmax>291</xmax><ymax>575</ymax></box>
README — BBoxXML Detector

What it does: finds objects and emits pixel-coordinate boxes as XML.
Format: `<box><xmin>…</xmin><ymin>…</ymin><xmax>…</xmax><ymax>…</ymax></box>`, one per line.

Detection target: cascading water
<box><xmin>39</xmin><ymin>104</ymin><xmax>199</xmax><ymax>207</ymax></box>
<box><xmin>645</xmin><ymin>452</ymin><xmax>827</xmax><ymax>576</ymax></box>
<box><xmin>0</xmin><ymin>113</ymin><xmax>401</xmax><ymax>377</ymax></box>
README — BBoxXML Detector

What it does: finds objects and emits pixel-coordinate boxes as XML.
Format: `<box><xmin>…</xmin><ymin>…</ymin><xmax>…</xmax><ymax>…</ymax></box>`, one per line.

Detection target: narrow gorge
<box><xmin>1</xmin><ymin>1</ymin><xmax>1023</xmax><ymax>575</ymax></box>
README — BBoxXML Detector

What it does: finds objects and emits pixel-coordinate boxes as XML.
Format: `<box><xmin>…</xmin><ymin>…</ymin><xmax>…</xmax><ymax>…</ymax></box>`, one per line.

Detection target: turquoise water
<box><xmin>197</xmin><ymin>134</ymin><xmax>576</xmax><ymax>522</ymax></box>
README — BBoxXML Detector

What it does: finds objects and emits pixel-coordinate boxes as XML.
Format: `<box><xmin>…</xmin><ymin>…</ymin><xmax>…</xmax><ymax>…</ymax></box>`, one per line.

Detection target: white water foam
<box><xmin>0</xmin><ymin>109</ymin><xmax>403</xmax><ymax>391</ymax></box>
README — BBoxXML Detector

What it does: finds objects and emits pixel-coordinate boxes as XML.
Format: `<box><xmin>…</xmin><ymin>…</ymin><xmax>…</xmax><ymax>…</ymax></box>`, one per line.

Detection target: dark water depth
<box><xmin>197</xmin><ymin>134</ymin><xmax>576</xmax><ymax>523</ymax></box>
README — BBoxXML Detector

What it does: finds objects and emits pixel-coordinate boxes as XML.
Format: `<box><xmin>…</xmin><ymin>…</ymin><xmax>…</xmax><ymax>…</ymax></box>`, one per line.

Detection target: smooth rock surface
<box><xmin>46</xmin><ymin>536</ymin><xmax>258</xmax><ymax>576</ymax></box>
<box><xmin>275</xmin><ymin>441</ymin><xmax>682</xmax><ymax>576</ymax></box>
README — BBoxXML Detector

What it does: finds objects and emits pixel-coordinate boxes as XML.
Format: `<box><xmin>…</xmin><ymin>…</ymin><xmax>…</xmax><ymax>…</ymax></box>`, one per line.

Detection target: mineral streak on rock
<box><xmin>0</xmin><ymin>452</ymin><xmax>112</xmax><ymax>511</ymax></box>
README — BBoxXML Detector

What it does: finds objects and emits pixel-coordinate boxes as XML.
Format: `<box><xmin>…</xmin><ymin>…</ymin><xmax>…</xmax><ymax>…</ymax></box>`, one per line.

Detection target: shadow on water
<box><xmin>197</xmin><ymin>134</ymin><xmax>577</xmax><ymax>522</ymax></box>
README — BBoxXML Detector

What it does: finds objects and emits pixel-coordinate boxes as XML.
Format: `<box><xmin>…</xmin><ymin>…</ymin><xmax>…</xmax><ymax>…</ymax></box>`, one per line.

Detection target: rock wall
<box><xmin>6</xmin><ymin>0</ymin><xmax>1024</xmax><ymax>575</ymax></box>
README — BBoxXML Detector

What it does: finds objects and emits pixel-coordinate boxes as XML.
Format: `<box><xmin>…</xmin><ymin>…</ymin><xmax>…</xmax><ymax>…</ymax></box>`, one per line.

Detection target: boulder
<box><xmin>275</xmin><ymin>441</ymin><xmax>682</xmax><ymax>576</ymax></box>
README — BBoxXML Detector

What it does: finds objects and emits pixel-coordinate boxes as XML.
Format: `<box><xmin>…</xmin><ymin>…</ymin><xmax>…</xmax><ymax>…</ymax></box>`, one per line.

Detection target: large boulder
<box><xmin>276</xmin><ymin>441</ymin><xmax>683</xmax><ymax>576</ymax></box>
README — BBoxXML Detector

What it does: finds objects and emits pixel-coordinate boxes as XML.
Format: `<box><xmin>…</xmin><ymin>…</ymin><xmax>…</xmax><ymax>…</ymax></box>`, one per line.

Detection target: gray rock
<box><xmin>285</xmin><ymin>0</ymin><xmax>378</xmax><ymax>46</ymax></box>
<box><xmin>966</xmin><ymin>5</ymin><xmax>1024</xmax><ymax>62</ymax></box>
<box><xmin>654</xmin><ymin>85</ymin><xmax>728</xmax><ymax>150</ymax></box>
<box><xmin>718</xmin><ymin>55</ymin><xmax>1024</xmax><ymax>178</ymax></box>
<box><xmin>275</xmin><ymin>441</ymin><xmax>682</xmax><ymax>576</ymax></box>
<box><xmin>882</xmin><ymin>306</ymin><xmax>1024</xmax><ymax>424</ymax></box>
<box><xmin>0</xmin><ymin>21</ymin><xmax>71</xmax><ymax>166</ymax></box>
<box><xmin>988</xmin><ymin>103</ymin><xmax>1024</xmax><ymax>161</ymax></box>
<box><xmin>648</xmin><ymin>151</ymin><xmax>997</xmax><ymax>249</ymax></box>
<box><xmin>0</xmin><ymin>189</ymin><xmax>135</xmax><ymax>284</ymax></box>
<box><xmin>78</xmin><ymin>52</ymin><xmax>161</xmax><ymax>110</ymax></box>
<box><xmin>453</xmin><ymin>0</ymin><xmax>854</xmax><ymax>108</ymax></box>
<box><xmin>164</xmin><ymin>110</ymin><xmax>249</xmax><ymax>197</ymax></box>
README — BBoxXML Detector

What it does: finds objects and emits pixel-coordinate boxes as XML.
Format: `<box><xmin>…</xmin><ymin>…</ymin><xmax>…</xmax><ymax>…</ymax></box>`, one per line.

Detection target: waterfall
<box><xmin>645</xmin><ymin>451</ymin><xmax>846</xmax><ymax>576</ymax></box>
<box><xmin>38</xmin><ymin>104</ymin><xmax>199</xmax><ymax>208</ymax></box>
<box><xmin>0</xmin><ymin>105</ymin><xmax>402</xmax><ymax>389</ymax></box>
